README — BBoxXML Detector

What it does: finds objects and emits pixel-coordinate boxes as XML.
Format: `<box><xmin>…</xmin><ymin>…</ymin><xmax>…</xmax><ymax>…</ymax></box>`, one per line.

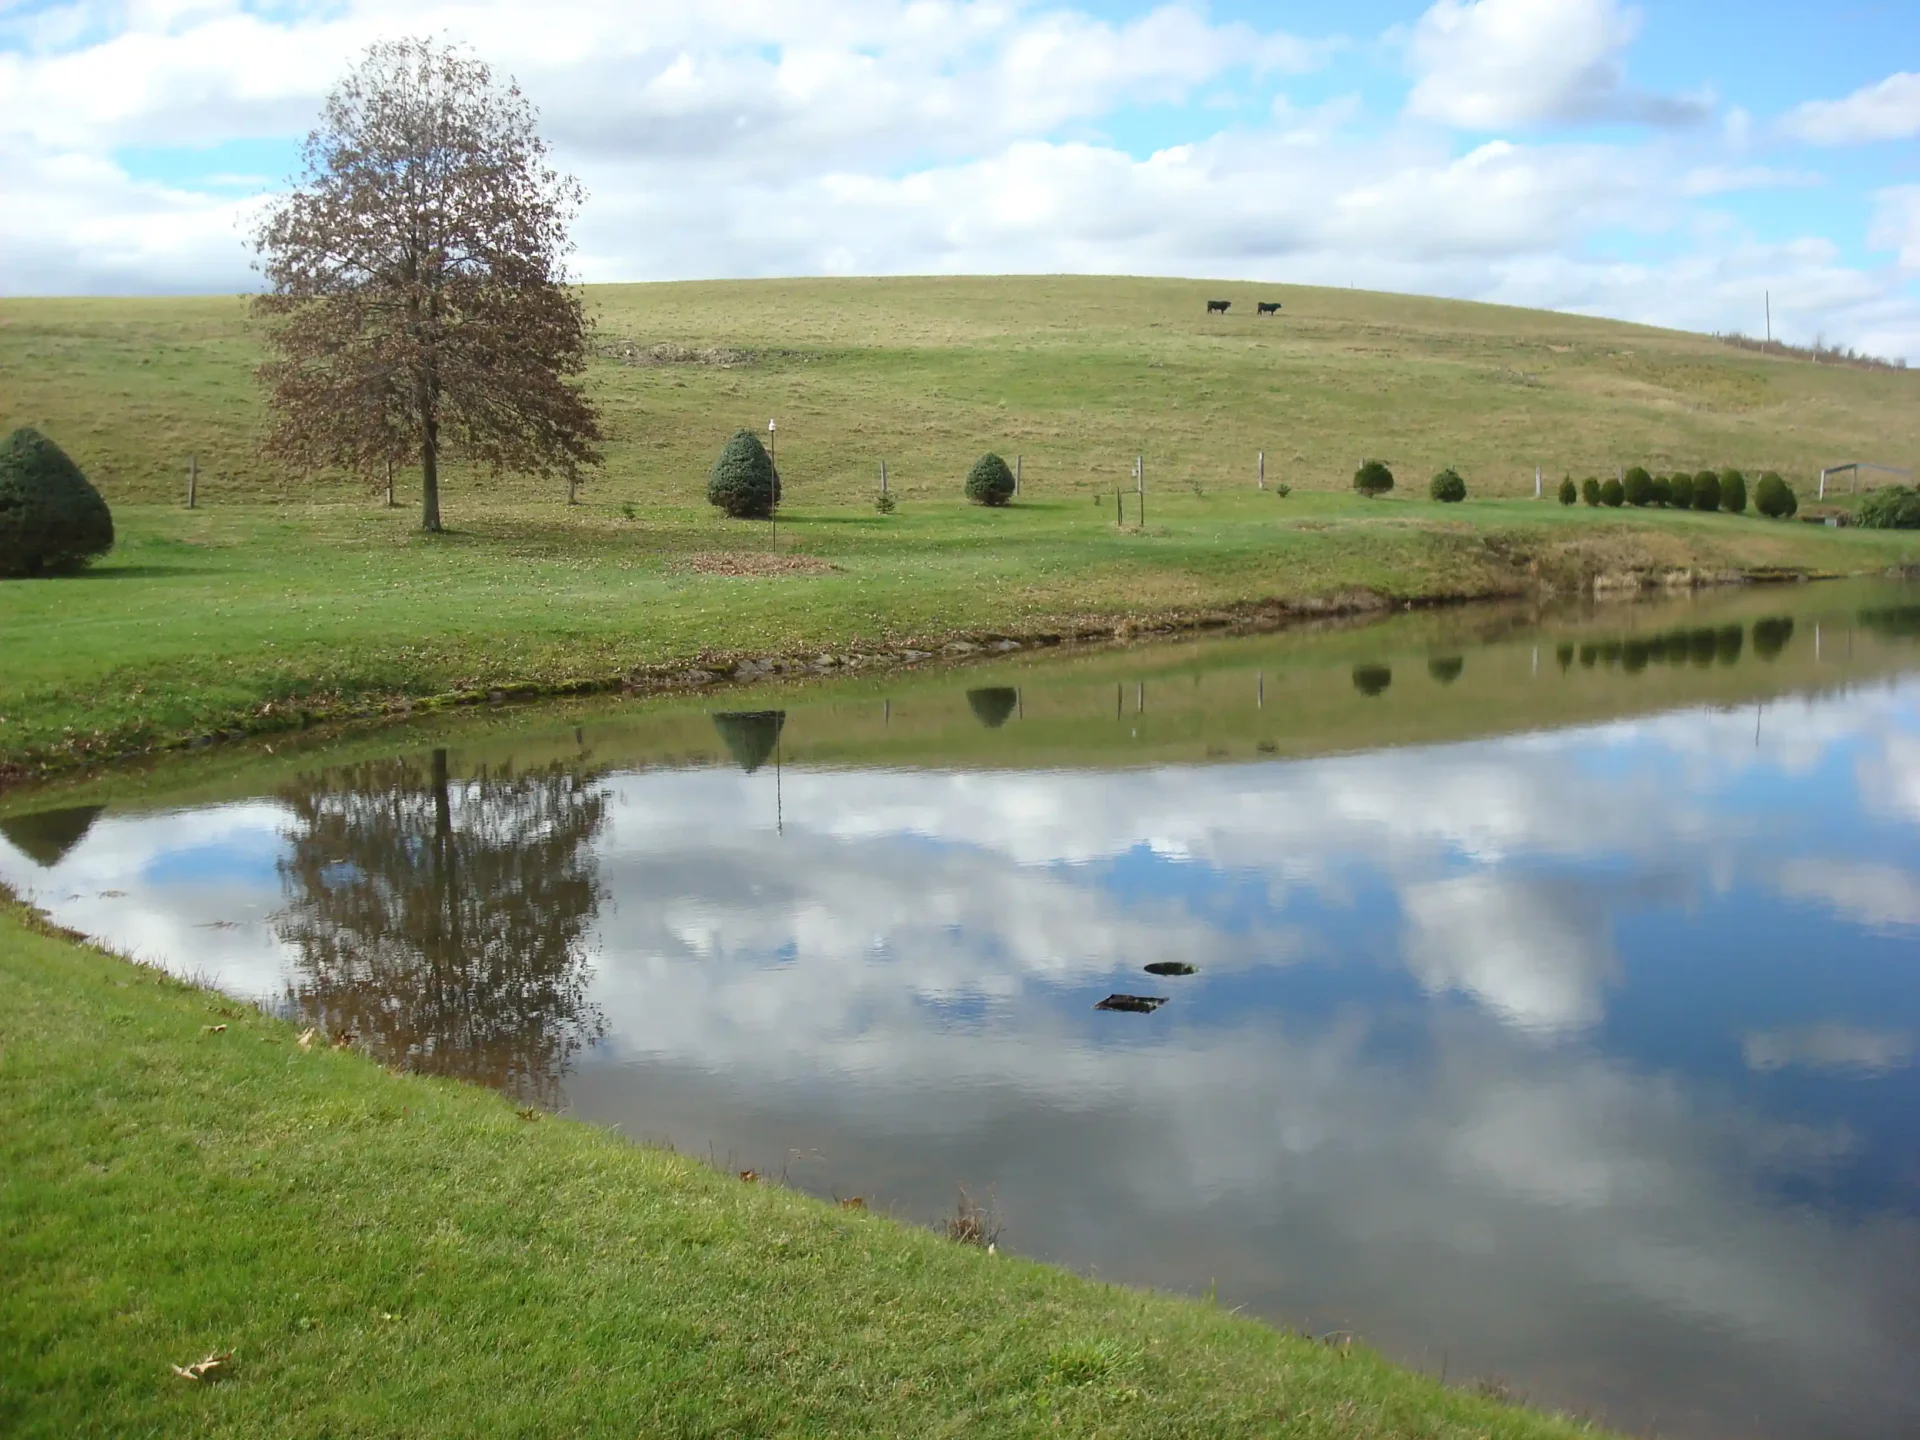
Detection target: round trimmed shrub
<box><xmin>1720</xmin><ymin>470</ymin><xmax>1747</xmax><ymax>514</ymax></box>
<box><xmin>1600</xmin><ymin>477</ymin><xmax>1625</xmax><ymax>508</ymax></box>
<box><xmin>1691</xmin><ymin>471</ymin><xmax>1721</xmax><ymax>511</ymax></box>
<box><xmin>1351</xmin><ymin>663</ymin><xmax>1392</xmax><ymax>696</ymax></box>
<box><xmin>1858</xmin><ymin>485</ymin><xmax>1920</xmax><ymax>529</ymax></box>
<box><xmin>1652</xmin><ymin>475</ymin><xmax>1672</xmax><ymax>507</ymax></box>
<box><xmin>1668</xmin><ymin>472</ymin><xmax>1695</xmax><ymax>510</ymax></box>
<box><xmin>1623</xmin><ymin>467</ymin><xmax>1654</xmax><ymax>507</ymax></box>
<box><xmin>1753</xmin><ymin>616</ymin><xmax>1795</xmax><ymax>660</ymax></box>
<box><xmin>706</xmin><ymin>430</ymin><xmax>780</xmax><ymax>519</ymax></box>
<box><xmin>0</xmin><ymin>428</ymin><xmax>114</xmax><ymax>577</ymax></box>
<box><xmin>1558</xmin><ymin>476</ymin><xmax>1577</xmax><ymax>506</ymax></box>
<box><xmin>1755</xmin><ymin>472</ymin><xmax>1798</xmax><ymax>519</ymax></box>
<box><xmin>965</xmin><ymin>453</ymin><xmax>1016</xmax><ymax>507</ymax></box>
<box><xmin>1428</xmin><ymin>655</ymin><xmax>1464</xmax><ymax>684</ymax></box>
<box><xmin>1581</xmin><ymin>477</ymin><xmax>1601</xmax><ymax>507</ymax></box>
<box><xmin>1353</xmin><ymin>460</ymin><xmax>1394</xmax><ymax>498</ymax></box>
<box><xmin>1429</xmin><ymin>468</ymin><xmax>1466</xmax><ymax>503</ymax></box>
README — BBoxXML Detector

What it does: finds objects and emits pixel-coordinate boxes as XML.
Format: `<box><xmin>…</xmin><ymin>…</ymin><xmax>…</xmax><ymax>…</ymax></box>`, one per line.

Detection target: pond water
<box><xmin>6</xmin><ymin>581</ymin><xmax>1920</xmax><ymax>1439</ymax></box>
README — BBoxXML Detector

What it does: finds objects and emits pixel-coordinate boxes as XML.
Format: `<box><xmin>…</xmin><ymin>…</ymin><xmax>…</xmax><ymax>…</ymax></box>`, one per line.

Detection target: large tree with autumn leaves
<box><xmin>252</xmin><ymin>38</ymin><xmax>602</xmax><ymax>531</ymax></box>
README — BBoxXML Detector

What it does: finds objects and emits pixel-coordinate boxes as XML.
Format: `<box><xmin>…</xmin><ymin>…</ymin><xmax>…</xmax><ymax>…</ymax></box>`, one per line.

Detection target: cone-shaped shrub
<box><xmin>966</xmin><ymin>687</ymin><xmax>1018</xmax><ymax>727</ymax></box>
<box><xmin>965</xmin><ymin>453</ymin><xmax>1016</xmax><ymax>506</ymax></box>
<box><xmin>1718</xmin><ymin>469</ymin><xmax>1746</xmax><ymax>514</ymax></box>
<box><xmin>1624</xmin><ymin>467</ymin><xmax>1654</xmax><ymax>506</ymax></box>
<box><xmin>711</xmin><ymin>710</ymin><xmax>786</xmax><ymax>772</ymax></box>
<box><xmin>0</xmin><ymin>428</ymin><xmax>114</xmax><ymax>577</ymax></box>
<box><xmin>1600</xmin><ymin>478</ymin><xmax>1625</xmax><ymax>507</ymax></box>
<box><xmin>1669</xmin><ymin>472</ymin><xmax>1695</xmax><ymax>510</ymax></box>
<box><xmin>1558</xmin><ymin>476</ymin><xmax>1577</xmax><ymax>505</ymax></box>
<box><xmin>1429</xmin><ymin>468</ymin><xmax>1466</xmax><ymax>503</ymax></box>
<box><xmin>1692</xmin><ymin>471</ymin><xmax>1721</xmax><ymax>511</ymax></box>
<box><xmin>1581</xmin><ymin>477</ymin><xmax>1601</xmax><ymax>507</ymax></box>
<box><xmin>1353</xmin><ymin>460</ymin><xmax>1394</xmax><ymax>497</ymax></box>
<box><xmin>1755</xmin><ymin>472</ymin><xmax>1798</xmax><ymax>519</ymax></box>
<box><xmin>706</xmin><ymin>430</ymin><xmax>781</xmax><ymax>518</ymax></box>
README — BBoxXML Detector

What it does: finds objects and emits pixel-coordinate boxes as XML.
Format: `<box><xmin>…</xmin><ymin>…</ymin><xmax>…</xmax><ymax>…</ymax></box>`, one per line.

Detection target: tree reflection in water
<box><xmin>274</xmin><ymin>748</ymin><xmax>609</xmax><ymax>1107</ymax></box>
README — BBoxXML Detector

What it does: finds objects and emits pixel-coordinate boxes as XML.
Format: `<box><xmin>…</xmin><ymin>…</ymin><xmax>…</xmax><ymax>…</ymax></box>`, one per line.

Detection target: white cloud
<box><xmin>1869</xmin><ymin>186</ymin><xmax>1920</xmax><ymax>274</ymax></box>
<box><xmin>1744</xmin><ymin>1024</ymin><xmax>1915</xmax><ymax>1076</ymax></box>
<box><xmin>1782</xmin><ymin>72</ymin><xmax>1920</xmax><ymax>146</ymax></box>
<box><xmin>1403</xmin><ymin>0</ymin><xmax>1706</xmax><ymax>130</ymax></box>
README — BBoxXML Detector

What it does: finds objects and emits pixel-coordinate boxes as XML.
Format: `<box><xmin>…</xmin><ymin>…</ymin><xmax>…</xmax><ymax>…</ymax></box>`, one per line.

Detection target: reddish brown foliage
<box><xmin>252</xmin><ymin>38</ymin><xmax>603</xmax><ymax>531</ymax></box>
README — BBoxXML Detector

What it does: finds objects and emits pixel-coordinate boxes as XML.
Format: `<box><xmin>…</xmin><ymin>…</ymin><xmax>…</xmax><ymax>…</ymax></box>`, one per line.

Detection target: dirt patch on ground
<box><xmin>685</xmin><ymin>551</ymin><xmax>841</xmax><ymax>578</ymax></box>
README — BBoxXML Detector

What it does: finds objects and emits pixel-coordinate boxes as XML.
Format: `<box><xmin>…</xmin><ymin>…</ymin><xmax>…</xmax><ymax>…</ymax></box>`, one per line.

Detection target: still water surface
<box><xmin>5</xmin><ymin>584</ymin><xmax>1919</xmax><ymax>1439</ymax></box>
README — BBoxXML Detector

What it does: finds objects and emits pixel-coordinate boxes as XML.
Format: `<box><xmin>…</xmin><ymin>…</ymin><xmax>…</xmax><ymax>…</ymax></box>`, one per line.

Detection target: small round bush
<box><xmin>1652</xmin><ymin>475</ymin><xmax>1673</xmax><ymax>506</ymax></box>
<box><xmin>1691</xmin><ymin>471</ymin><xmax>1721</xmax><ymax>511</ymax></box>
<box><xmin>706</xmin><ymin>430</ymin><xmax>780</xmax><ymax>519</ymax></box>
<box><xmin>1581</xmin><ymin>477</ymin><xmax>1601</xmax><ymax>507</ymax></box>
<box><xmin>1351</xmin><ymin>663</ymin><xmax>1392</xmax><ymax>696</ymax></box>
<box><xmin>0</xmin><ymin>428</ymin><xmax>114</xmax><ymax>577</ymax></box>
<box><xmin>1429</xmin><ymin>468</ymin><xmax>1466</xmax><ymax>503</ymax></box>
<box><xmin>1600</xmin><ymin>477</ymin><xmax>1625</xmax><ymax>508</ymax></box>
<box><xmin>1557</xmin><ymin>476</ymin><xmax>1577</xmax><ymax>506</ymax></box>
<box><xmin>1752</xmin><ymin>615</ymin><xmax>1795</xmax><ymax>659</ymax></box>
<box><xmin>1719</xmin><ymin>470</ymin><xmax>1747</xmax><ymax>514</ymax></box>
<box><xmin>965</xmin><ymin>453</ymin><xmax>1016</xmax><ymax>507</ymax></box>
<box><xmin>1755</xmin><ymin>472</ymin><xmax>1798</xmax><ymax>519</ymax></box>
<box><xmin>1668</xmin><ymin>472</ymin><xmax>1695</xmax><ymax>510</ymax></box>
<box><xmin>1858</xmin><ymin>485</ymin><xmax>1920</xmax><ymax>529</ymax></box>
<box><xmin>966</xmin><ymin>686</ymin><xmax>1018</xmax><ymax>728</ymax></box>
<box><xmin>1353</xmin><ymin>460</ymin><xmax>1394</xmax><ymax>498</ymax></box>
<box><xmin>1428</xmin><ymin>655</ymin><xmax>1464</xmax><ymax>684</ymax></box>
<box><xmin>1623</xmin><ymin>467</ymin><xmax>1654</xmax><ymax>507</ymax></box>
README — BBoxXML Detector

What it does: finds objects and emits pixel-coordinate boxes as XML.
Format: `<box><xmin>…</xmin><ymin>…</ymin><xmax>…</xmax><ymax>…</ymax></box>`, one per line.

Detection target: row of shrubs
<box><xmin>714</xmin><ymin>434</ymin><xmax>1904</xmax><ymax>529</ymax></box>
<box><xmin>1348</xmin><ymin>618</ymin><xmax>1799</xmax><ymax>695</ymax></box>
<box><xmin>1551</xmin><ymin>467</ymin><xmax>1799</xmax><ymax>518</ymax></box>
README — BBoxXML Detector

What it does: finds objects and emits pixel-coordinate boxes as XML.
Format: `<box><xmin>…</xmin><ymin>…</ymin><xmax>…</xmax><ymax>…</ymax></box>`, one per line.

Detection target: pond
<box><xmin>5</xmin><ymin>580</ymin><xmax>1919</xmax><ymax>1439</ymax></box>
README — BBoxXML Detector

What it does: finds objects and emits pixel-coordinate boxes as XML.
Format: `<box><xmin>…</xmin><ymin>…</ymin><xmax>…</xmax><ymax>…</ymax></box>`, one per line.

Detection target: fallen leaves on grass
<box><xmin>838</xmin><ymin>1197</ymin><xmax>867</xmax><ymax>1211</ymax></box>
<box><xmin>739</xmin><ymin>1169</ymin><xmax>759</xmax><ymax>1183</ymax></box>
<box><xmin>200</xmin><ymin>1024</ymin><xmax>227</xmax><ymax>1035</ymax></box>
<box><xmin>686</xmin><ymin>552</ymin><xmax>840</xmax><ymax>578</ymax></box>
<box><xmin>171</xmin><ymin>1352</ymin><xmax>232</xmax><ymax>1382</ymax></box>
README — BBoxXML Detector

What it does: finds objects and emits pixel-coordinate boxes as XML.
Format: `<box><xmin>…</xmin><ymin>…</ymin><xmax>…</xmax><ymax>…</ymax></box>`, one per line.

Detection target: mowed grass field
<box><xmin>3</xmin><ymin>275</ymin><xmax>1918</xmax><ymax>771</ymax></box>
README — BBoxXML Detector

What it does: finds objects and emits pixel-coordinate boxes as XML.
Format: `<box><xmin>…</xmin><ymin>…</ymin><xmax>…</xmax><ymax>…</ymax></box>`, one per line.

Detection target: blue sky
<box><xmin>3</xmin><ymin>0</ymin><xmax>1918</xmax><ymax>357</ymax></box>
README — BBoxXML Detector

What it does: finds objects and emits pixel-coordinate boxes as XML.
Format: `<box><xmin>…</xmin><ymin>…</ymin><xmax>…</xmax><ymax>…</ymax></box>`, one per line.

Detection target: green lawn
<box><xmin>0</xmin><ymin>898</ymin><xmax>1608</xmax><ymax>1439</ymax></box>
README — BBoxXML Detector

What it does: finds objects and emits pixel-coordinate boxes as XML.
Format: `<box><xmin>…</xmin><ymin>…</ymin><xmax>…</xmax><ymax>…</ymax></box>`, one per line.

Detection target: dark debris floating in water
<box><xmin>1144</xmin><ymin>962</ymin><xmax>1198</xmax><ymax>977</ymax></box>
<box><xmin>1095</xmin><ymin>994</ymin><xmax>1168</xmax><ymax>1013</ymax></box>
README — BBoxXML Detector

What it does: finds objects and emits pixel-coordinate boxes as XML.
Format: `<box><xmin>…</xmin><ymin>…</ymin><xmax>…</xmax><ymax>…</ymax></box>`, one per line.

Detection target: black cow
<box><xmin>1257</xmin><ymin>301</ymin><xmax>1282</xmax><ymax>315</ymax></box>
<box><xmin>1206</xmin><ymin>299</ymin><xmax>1230</xmax><ymax>314</ymax></box>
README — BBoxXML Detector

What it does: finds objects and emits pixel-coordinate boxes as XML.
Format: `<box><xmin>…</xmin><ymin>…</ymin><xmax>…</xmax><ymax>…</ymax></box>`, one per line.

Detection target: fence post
<box><xmin>385</xmin><ymin>457</ymin><xmax>395</xmax><ymax>508</ymax></box>
<box><xmin>186</xmin><ymin>454</ymin><xmax>197</xmax><ymax>510</ymax></box>
<box><xmin>1014</xmin><ymin>455</ymin><xmax>1021</xmax><ymax>497</ymax></box>
<box><xmin>1258</xmin><ymin>450</ymin><xmax>1265</xmax><ymax>490</ymax></box>
<box><xmin>880</xmin><ymin>459</ymin><xmax>888</xmax><ymax>495</ymax></box>
<box><xmin>1534</xmin><ymin>466</ymin><xmax>1542</xmax><ymax>499</ymax></box>
<box><xmin>1136</xmin><ymin>454</ymin><xmax>1145</xmax><ymax>528</ymax></box>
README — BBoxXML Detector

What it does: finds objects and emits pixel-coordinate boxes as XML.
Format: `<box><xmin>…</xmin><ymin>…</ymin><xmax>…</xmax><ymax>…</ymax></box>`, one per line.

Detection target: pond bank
<box><xmin>2</xmin><ymin>493</ymin><xmax>1896</xmax><ymax>788</ymax></box>
<box><xmin>0</xmin><ymin>888</ymin><xmax>1606</xmax><ymax>1439</ymax></box>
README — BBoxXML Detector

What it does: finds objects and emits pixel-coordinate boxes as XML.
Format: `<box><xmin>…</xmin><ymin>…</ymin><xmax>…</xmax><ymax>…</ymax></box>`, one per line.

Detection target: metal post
<box><xmin>768</xmin><ymin>420</ymin><xmax>778</xmax><ymax>553</ymax></box>
<box><xmin>1257</xmin><ymin>670</ymin><xmax>1264</xmax><ymax>708</ymax></box>
<box><xmin>1116</xmin><ymin>490</ymin><xmax>1123</xmax><ymax>528</ymax></box>
<box><xmin>880</xmin><ymin>459</ymin><xmax>887</xmax><ymax>494</ymax></box>
<box><xmin>1014</xmin><ymin>455</ymin><xmax>1021</xmax><ymax>497</ymax></box>
<box><xmin>186</xmin><ymin>455</ymin><xmax>197</xmax><ymax>509</ymax></box>
<box><xmin>1136</xmin><ymin>454</ymin><xmax>1145</xmax><ymax>528</ymax></box>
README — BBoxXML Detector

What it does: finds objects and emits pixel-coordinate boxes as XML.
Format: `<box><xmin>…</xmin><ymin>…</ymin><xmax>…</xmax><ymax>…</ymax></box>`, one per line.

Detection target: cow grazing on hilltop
<box><xmin>1206</xmin><ymin>299</ymin><xmax>1230</xmax><ymax>314</ymax></box>
<box><xmin>1257</xmin><ymin>301</ymin><xmax>1282</xmax><ymax>315</ymax></box>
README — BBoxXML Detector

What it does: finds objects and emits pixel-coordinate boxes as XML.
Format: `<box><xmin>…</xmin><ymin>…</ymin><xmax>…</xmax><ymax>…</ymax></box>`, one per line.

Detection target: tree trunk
<box><xmin>418</xmin><ymin>374</ymin><xmax>442</xmax><ymax>533</ymax></box>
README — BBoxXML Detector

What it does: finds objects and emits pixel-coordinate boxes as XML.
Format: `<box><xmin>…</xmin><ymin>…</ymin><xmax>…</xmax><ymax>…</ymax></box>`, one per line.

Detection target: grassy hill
<box><xmin>3</xmin><ymin>276</ymin><xmax>1918</xmax><ymax>776</ymax></box>
<box><xmin>5</xmin><ymin>275</ymin><xmax>1918</xmax><ymax>508</ymax></box>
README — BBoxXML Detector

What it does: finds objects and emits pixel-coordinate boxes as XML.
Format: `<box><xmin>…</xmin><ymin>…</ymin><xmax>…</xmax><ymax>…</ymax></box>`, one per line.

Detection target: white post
<box><xmin>1258</xmin><ymin>451</ymin><xmax>1265</xmax><ymax>490</ymax></box>
<box><xmin>880</xmin><ymin>459</ymin><xmax>887</xmax><ymax>495</ymax></box>
<box><xmin>1534</xmin><ymin>466</ymin><xmax>1542</xmax><ymax>499</ymax></box>
<box><xmin>1819</xmin><ymin>468</ymin><xmax>1828</xmax><ymax>500</ymax></box>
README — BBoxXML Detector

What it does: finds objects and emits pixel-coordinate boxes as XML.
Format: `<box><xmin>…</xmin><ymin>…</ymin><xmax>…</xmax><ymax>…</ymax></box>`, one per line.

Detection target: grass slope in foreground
<box><xmin>0</xmin><ymin>900</ymin><xmax>1605</xmax><ymax>1439</ymax></box>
